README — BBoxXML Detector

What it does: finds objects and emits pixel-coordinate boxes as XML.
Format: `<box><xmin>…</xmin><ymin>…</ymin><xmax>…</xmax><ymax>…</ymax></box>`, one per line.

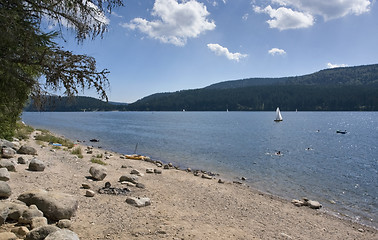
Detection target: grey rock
<box><xmin>307</xmin><ymin>200</ymin><xmax>322</xmax><ymax>209</ymax></box>
<box><xmin>18</xmin><ymin>156</ymin><xmax>28</xmax><ymax>164</ymax></box>
<box><xmin>201</xmin><ymin>174</ymin><xmax>212</xmax><ymax>179</ymax></box>
<box><xmin>45</xmin><ymin>229</ymin><xmax>80</xmax><ymax>240</ymax></box>
<box><xmin>0</xmin><ymin>139</ymin><xmax>18</xmax><ymax>150</ymax></box>
<box><xmin>291</xmin><ymin>199</ymin><xmax>305</xmax><ymax>207</ymax></box>
<box><xmin>28</xmin><ymin>158</ymin><xmax>45</xmax><ymax>172</ymax></box>
<box><xmin>18</xmin><ymin>189</ymin><xmax>78</xmax><ymax>221</ymax></box>
<box><xmin>130</xmin><ymin>169</ymin><xmax>143</xmax><ymax>176</ymax></box>
<box><xmin>0</xmin><ymin>181</ymin><xmax>11</xmax><ymax>198</ymax></box>
<box><xmin>18</xmin><ymin>146</ymin><xmax>37</xmax><ymax>155</ymax></box>
<box><xmin>3</xmin><ymin>202</ymin><xmax>28</xmax><ymax>221</ymax></box>
<box><xmin>119</xmin><ymin>174</ymin><xmax>138</xmax><ymax>184</ymax></box>
<box><xmin>11</xmin><ymin>226</ymin><xmax>29</xmax><ymax>237</ymax></box>
<box><xmin>0</xmin><ymin>168</ymin><xmax>10</xmax><ymax>181</ymax></box>
<box><xmin>0</xmin><ymin>204</ymin><xmax>9</xmax><ymax>225</ymax></box>
<box><xmin>1</xmin><ymin>147</ymin><xmax>16</xmax><ymax>159</ymax></box>
<box><xmin>85</xmin><ymin>190</ymin><xmax>95</xmax><ymax>197</ymax></box>
<box><xmin>56</xmin><ymin>219</ymin><xmax>72</xmax><ymax>229</ymax></box>
<box><xmin>81</xmin><ymin>183</ymin><xmax>91</xmax><ymax>189</ymax></box>
<box><xmin>126</xmin><ymin>197</ymin><xmax>151</xmax><ymax>207</ymax></box>
<box><xmin>153</xmin><ymin>169</ymin><xmax>162</xmax><ymax>174</ymax></box>
<box><xmin>146</xmin><ymin>168</ymin><xmax>154</xmax><ymax>173</ymax></box>
<box><xmin>25</xmin><ymin>225</ymin><xmax>60</xmax><ymax>240</ymax></box>
<box><xmin>0</xmin><ymin>232</ymin><xmax>17</xmax><ymax>240</ymax></box>
<box><xmin>31</xmin><ymin>217</ymin><xmax>48</xmax><ymax>229</ymax></box>
<box><xmin>136</xmin><ymin>183</ymin><xmax>145</xmax><ymax>189</ymax></box>
<box><xmin>0</xmin><ymin>159</ymin><xmax>16</xmax><ymax>172</ymax></box>
<box><xmin>218</xmin><ymin>179</ymin><xmax>225</xmax><ymax>184</ymax></box>
<box><xmin>19</xmin><ymin>206</ymin><xmax>44</xmax><ymax>224</ymax></box>
<box><xmin>89</xmin><ymin>165</ymin><xmax>107</xmax><ymax>181</ymax></box>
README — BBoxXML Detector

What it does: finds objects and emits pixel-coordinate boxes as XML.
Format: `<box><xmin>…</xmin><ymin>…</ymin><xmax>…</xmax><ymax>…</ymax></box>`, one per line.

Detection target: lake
<box><xmin>22</xmin><ymin>111</ymin><xmax>378</xmax><ymax>228</ymax></box>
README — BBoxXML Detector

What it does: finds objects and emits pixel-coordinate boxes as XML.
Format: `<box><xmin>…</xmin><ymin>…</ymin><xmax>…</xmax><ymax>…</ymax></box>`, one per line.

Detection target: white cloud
<box><xmin>268</xmin><ymin>48</ymin><xmax>286</xmax><ymax>55</ymax></box>
<box><xmin>242</xmin><ymin>13</ymin><xmax>249</xmax><ymax>21</ymax></box>
<box><xmin>121</xmin><ymin>0</ymin><xmax>216</xmax><ymax>46</ymax></box>
<box><xmin>271</xmin><ymin>0</ymin><xmax>371</xmax><ymax>21</ymax></box>
<box><xmin>254</xmin><ymin>5</ymin><xmax>314</xmax><ymax>30</ymax></box>
<box><xmin>327</xmin><ymin>63</ymin><xmax>348</xmax><ymax>68</ymax></box>
<box><xmin>111</xmin><ymin>11</ymin><xmax>123</xmax><ymax>18</ymax></box>
<box><xmin>207</xmin><ymin>43</ymin><xmax>248</xmax><ymax>62</ymax></box>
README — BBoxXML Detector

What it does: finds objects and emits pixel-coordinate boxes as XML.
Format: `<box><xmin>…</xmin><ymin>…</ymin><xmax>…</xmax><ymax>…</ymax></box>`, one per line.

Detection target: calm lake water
<box><xmin>22</xmin><ymin>111</ymin><xmax>378</xmax><ymax>228</ymax></box>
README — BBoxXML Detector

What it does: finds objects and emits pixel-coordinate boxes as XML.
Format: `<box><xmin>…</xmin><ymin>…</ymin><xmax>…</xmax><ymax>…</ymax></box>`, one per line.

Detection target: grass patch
<box><xmin>14</xmin><ymin>122</ymin><xmax>34</xmax><ymax>140</ymax></box>
<box><xmin>34</xmin><ymin>130</ymin><xmax>74</xmax><ymax>149</ymax></box>
<box><xmin>95</xmin><ymin>153</ymin><xmax>103</xmax><ymax>158</ymax></box>
<box><xmin>71</xmin><ymin>147</ymin><xmax>82</xmax><ymax>155</ymax></box>
<box><xmin>71</xmin><ymin>147</ymin><xmax>83</xmax><ymax>158</ymax></box>
<box><xmin>90</xmin><ymin>158</ymin><xmax>107</xmax><ymax>165</ymax></box>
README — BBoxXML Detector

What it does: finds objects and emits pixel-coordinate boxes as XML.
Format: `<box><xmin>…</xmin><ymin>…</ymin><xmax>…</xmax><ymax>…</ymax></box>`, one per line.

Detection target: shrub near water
<box><xmin>71</xmin><ymin>147</ymin><xmax>83</xmax><ymax>158</ymax></box>
<box><xmin>14</xmin><ymin>122</ymin><xmax>34</xmax><ymax>140</ymax></box>
<box><xmin>34</xmin><ymin>130</ymin><xmax>74</xmax><ymax>149</ymax></box>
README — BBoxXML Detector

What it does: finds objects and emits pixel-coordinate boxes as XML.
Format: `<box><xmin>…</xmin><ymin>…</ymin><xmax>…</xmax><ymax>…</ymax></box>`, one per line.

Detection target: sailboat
<box><xmin>274</xmin><ymin>107</ymin><xmax>283</xmax><ymax>122</ymax></box>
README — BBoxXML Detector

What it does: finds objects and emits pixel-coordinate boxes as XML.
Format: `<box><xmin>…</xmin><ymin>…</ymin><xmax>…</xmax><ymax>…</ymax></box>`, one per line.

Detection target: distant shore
<box><xmin>3</xmin><ymin>129</ymin><xmax>377</xmax><ymax>239</ymax></box>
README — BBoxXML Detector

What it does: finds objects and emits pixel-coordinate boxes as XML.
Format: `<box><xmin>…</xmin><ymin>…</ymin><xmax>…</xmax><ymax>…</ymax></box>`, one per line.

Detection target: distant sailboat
<box><xmin>274</xmin><ymin>107</ymin><xmax>283</xmax><ymax>122</ymax></box>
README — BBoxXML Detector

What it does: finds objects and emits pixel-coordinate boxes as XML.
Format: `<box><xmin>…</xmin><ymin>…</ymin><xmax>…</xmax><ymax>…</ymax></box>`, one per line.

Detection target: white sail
<box><xmin>275</xmin><ymin>107</ymin><xmax>283</xmax><ymax>121</ymax></box>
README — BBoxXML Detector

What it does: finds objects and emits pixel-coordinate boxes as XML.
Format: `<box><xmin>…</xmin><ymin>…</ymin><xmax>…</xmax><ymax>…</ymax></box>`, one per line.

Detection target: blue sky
<box><xmin>60</xmin><ymin>0</ymin><xmax>378</xmax><ymax>103</ymax></box>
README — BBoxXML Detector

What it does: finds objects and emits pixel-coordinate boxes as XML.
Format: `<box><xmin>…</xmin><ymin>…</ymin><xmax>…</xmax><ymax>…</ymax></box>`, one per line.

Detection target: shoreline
<box><xmin>78</xmin><ymin>139</ymin><xmax>377</xmax><ymax>231</ymax></box>
<box><xmin>2</xmin><ymin>129</ymin><xmax>377</xmax><ymax>239</ymax></box>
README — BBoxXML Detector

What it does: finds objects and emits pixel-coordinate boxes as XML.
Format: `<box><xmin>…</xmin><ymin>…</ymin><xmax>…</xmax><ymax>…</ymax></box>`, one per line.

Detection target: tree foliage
<box><xmin>0</xmin><ymin>0</ymin><xmax>122</xmax><ymax>138</ymax></box>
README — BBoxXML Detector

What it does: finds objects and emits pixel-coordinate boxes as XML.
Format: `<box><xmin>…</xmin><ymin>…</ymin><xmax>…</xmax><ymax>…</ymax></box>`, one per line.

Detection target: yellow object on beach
<box><xmin>125</xmin><ymin>154</ymin><xmax>147</xmax><ymax>160</ymax></box>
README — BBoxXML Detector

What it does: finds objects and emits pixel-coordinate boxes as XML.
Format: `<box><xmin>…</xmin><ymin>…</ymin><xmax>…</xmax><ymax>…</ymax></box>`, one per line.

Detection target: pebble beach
<box><xmin>0</xmin><ymin>130</ymin><xmax>377</xmax><ymax>239</ymax></box>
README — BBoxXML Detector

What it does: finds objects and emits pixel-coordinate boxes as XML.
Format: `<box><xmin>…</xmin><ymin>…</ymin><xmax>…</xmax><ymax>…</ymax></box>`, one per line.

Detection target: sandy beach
<box><xmin>1</xmin><ymin>130</ymin><xmax>377</xmax><ymax>240</ymax></box>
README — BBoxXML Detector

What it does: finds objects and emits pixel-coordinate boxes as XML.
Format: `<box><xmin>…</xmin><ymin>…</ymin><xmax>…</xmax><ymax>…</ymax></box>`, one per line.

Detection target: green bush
<box><xmin>34</xmin><ymin>131</ymin><xmax>74</xmax><ymax>149</ymax></box>
<box><xmin>14</xmin><ymin>122</ymin><xmax>34</xmax><ymax>140</ymax></box>
<box><xmin>90</xmin><ymin>158</ymin><xmax>107</xmax><ymax>165</ymax></box>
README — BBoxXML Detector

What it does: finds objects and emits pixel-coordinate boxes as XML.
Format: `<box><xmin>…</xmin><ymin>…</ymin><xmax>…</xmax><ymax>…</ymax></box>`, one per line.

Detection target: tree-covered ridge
<box><xmin>127</xmin><ymin>85</ymin><xmax>377</xmax><ymax>111</ymax></box>
<box><xmin>127</xmin><ymin>64</ymin><xmax>378</xmax><ymax>111</ymax></box>
<box><xmin>206</xmin><ymin>64</ymin><xmax>378</xmax><ymax>89</ymax></box>
<box><xmin>23</xmin><ymin>64</ymin><xmax>378</xmax><ymax>112</ymax></box>
<box><xmin>25</xmin><ymin>96</ymin><xmax>127</xmax><ymax>112</ymax></box>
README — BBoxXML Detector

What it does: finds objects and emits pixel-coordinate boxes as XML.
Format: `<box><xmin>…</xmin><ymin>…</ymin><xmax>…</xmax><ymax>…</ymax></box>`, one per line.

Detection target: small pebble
<box><xmin>86</xmin><ymin>190</ymin><xmax>95</xmax><ymax>197</ymax></box>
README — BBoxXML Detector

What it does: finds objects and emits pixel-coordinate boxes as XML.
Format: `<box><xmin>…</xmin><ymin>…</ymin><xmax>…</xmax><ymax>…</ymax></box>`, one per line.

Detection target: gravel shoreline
<box><xmin>1</xmin><ymin>130</ymin><xmax>377</xmax><ymax>239</ymax></box>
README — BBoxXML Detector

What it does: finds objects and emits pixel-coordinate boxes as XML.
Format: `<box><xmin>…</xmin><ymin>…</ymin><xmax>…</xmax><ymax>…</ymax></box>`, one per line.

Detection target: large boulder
<box><xmin>18</xmin><ymin>190</ymin><xmax>78</xmax><ymax>221</ymax></box>
<box><xmin>0</xmin><ymin>232</ymin><xmax>17</xmax><ymax>240</ymax></box>
<box><xmin>89</xmin><ymin>165</ymin><xmax>107</xmax><ymax>181</ymax></box>
<box><xmin>25</xmin><ymin>225</ymin><xmax>60</xmax><ymax>240</ymax></box>
<box><xmin>6</xmin><ymin>202</ymin><xmax>28</xmax><ymax>221</ymax></box>
<box><xmin>28</xmin><ymin>159</ymin><xmax>45</xmax><ymax>172</ymax></box>
<box><xmin>119</xmin><ymin>174</ymin><xmax>138</xmax><ymax>184</ymax></box>
<box><xmin>0</xmin><ymin>159</ymin><xmax>16</xmax><ymax>172</ymax></box>
<box><xmin>126</xmin><ymin>197</ymin><xmax>151</xmax><ymax>208</ymax></box>
<box><xmin>45</xmin><ymin>229</ymin><xmax>80</xmax><ymax>240</ymax></box>
<box><xmin>0</xmin><ymin>182</ymin><xmax>11</xmax><ymax>198</ymax></box>
<box><xmin>0</xmin><ymin>139</ymin><xmax>18</xmax><ymax>151</ymax></box>
<box><xmin>1</xmin><ymin>147</ymin><xmax>16</xmax><ymax>159</ymax></box>
<box><xmin>17</xmin><ymin>146</ymin><xmax>37</xmax><ymax>155</ymax></box>
<box><xmin>0</xmin><ymin>168</ymin><xmax>10</xmax><ymax>181</ymax></box>
<box><xmin>19</xmin><ymin>206</ymin><xmax>44</xmax><ymax>224</ymax></box>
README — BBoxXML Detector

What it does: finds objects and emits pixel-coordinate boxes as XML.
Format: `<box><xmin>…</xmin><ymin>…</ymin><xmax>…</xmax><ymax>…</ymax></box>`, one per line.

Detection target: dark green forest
<box><xmin>127</xmin><ymin>64</ymin><xmax>378</xmax><ymax>111</ymax></box>
<box><xmin>24</xmin><ymin>96</ymin><xmax>128</xmax><ymax>112</ymax></box>
<box><xmin>24</xmin><ymin>64</ymin><xmax>378</xmax><ymax>112</ymax></box>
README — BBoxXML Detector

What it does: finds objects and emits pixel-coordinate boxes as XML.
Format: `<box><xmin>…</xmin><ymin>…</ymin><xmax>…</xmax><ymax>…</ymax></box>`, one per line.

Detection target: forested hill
<box><xmin>205</xmin><ymin>64</ymin><xmax>378</xmax><ymax>89</ymax></box>
<box><xmin>24</xmin><ymin>96</ymin><xmax>128</xmax><ymax>112</ymax></box>
<box><xmin>127</xmin><ymin>64</ymin><xmax>378</xmax><ymax>111</ymax></box>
